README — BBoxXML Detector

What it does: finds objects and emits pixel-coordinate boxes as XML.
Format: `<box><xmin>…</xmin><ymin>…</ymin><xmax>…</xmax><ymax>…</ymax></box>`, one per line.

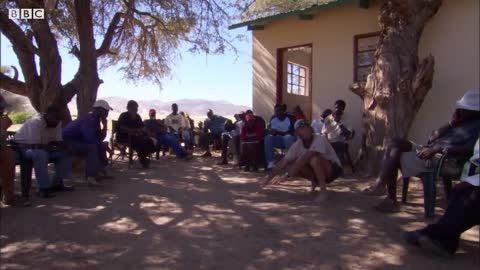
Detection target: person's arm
<box><xmin>99</xmin><ymin>117</ymin><xmax>108</xmax><ymax>141</ymax></box>
<box><xmin>287</xmin><ymin>151</ymin><xmax>317</xmax><ymax>176</ymax></box>
<box><xmin>427</xmin><ymin>124</ymin><xmax>450</xmax><ymax>144</ymax></box>
<box><xmin>240</xmin><ymin>125</ymin><xmax>247</xmax><ymax>142</ymax></box>
<box><xmin>263</xmin><ymin>158</ymin><xmax>292</xmax><ymax>186</ymax></box>
<box><xmin>81</xmin><ymin>117</ymin><xmax>101</xmax><ymax>144</ymax></box>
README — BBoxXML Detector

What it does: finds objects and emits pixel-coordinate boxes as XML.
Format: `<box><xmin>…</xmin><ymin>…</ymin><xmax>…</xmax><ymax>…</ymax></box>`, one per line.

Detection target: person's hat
<box><xmin>149</xmin><ymin>109</ymin><xmax>156</xmax><ymax>115</ymax></box>
<box><xmin>93</xmin><ymin>99</ymin><xmax>113</xmax><ymax>111</ymax></box>
<box><xmin>294</xmin><ymin>119</ymin><xmax>310</xmax><ymax>131</ymax></box>
<box><xmin>456</xmin><ymin>89</ymin><xmax>480</xmax><ymax>111</ymax></box>
<box><xmin>245</xmin><ymin>113</ymin><xmax>255</xmax><ymax>122</ymax></box>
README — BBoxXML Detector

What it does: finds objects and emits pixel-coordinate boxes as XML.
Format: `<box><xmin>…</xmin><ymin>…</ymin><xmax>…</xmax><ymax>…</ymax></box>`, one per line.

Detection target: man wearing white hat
<box><xmin>63</xmin><ymin>100</ymin><xmax>114</xmax><ymax>186</ymax></box>
<box><xmin>364</xmin><ymin>89</ymin><xmax>480</xmax><ymax>212</ymax></box>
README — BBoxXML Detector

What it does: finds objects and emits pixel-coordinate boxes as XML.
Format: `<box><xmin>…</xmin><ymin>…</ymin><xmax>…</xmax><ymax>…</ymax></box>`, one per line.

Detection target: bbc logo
<box><xmin>8</xmin><ymin>9</ymin><xmax>45</xmax><ymax>19</ymax></box>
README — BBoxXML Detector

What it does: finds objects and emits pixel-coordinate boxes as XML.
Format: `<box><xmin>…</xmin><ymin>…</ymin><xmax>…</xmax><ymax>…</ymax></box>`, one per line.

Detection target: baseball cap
<box><xmin>149</xmin><ymin>109</ymin><xmax>156</xmax><ymax>115</ymax></box>
<box><xmin>294</xmin><ymin>119</ymin><xmax>310</xmax><ymax>131</ymax></box>
<box><xmin>93</xmin><ymin>99</ymin><xmax>113</xmax><ymax>111</ymax></box>
<box><xmin>456</xmin><ymin>89</ymin><xmax>480</xmax><ymax>111</ymax></box>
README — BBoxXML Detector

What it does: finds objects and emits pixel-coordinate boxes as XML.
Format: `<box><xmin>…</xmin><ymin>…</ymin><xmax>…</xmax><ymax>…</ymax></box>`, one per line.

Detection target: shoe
<box><xmin>217</xmin><ymin>160</ymin><xmax>228</xmax><ymax>165</ymax></box>
<box><xmin>3</xmin><ymin>195</ymin><xmax>32</xmax><ymax>207</ymax></box>
<box><xmin>50</xmin><ymin>185</ymin><xmax>75</xmax><ymax>192</ymax></box>
<box><xmin>87</xmin><ymin>177</ymin><xmax>103</xmax><ymax>187</ymax></box>
<box><xmin>201</xmin><ymin>152</ymin><xmax>212</xmax><ymax>158</ymax></box>
<box><xmin>403</xmin><ymin>231</ymin><xmax>421</xmax><ymax>247</ymax></box>
<box><xmin>418</xmin><ymin>235</ymin><xmax>453</xmax><ymax>258</ymax></box>
<box><xmin>36</xmin><ymin>189</ymin><xmax>56</xmax><ymax>199</ymax></box>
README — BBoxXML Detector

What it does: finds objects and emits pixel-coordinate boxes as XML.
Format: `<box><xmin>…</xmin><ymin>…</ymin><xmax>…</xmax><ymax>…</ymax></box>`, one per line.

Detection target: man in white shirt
<box><xmin>12</xmin><ymin>106</ymin><xmax>72</xmax><ymax>198</ymax></box>
<box><xmin>321</xmin><ymin>100</ymin><xmax>352</xmax><ymax>149</ymax></box>
<box><xmin>264</xmin><ymin>104</ymin><xmax>296</xmax><ymax>169</ymax></box>
<box><xmin>165</xmin><ymin>103</ymin><xmax>190</xmax><ymax>133</ymax></box>
<box><xmin>263</xmin><ymin>120</ymin><xmax>343</xmax><ymax>201</ymax></box>
<box><xmin>311</xmin><ymin>109</ymin><xmax>332</xmax><ymax>134</ymax></box>
<box><xmin>404</xmin><ymin>139</ymin><xmax>479</xmax><ymax>257</ymax></box>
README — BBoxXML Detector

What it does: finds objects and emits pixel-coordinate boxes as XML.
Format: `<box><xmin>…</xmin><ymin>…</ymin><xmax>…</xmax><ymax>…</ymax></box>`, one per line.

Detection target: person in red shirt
<box><xmin>240</xmin><ymin>113</ymin><xmax>264</xmax><ymax>171</ymax></box>
<box><xmin>294</xmin><ymin>105</ymin><xmax>307</xmax><ymax>121</ymax></box>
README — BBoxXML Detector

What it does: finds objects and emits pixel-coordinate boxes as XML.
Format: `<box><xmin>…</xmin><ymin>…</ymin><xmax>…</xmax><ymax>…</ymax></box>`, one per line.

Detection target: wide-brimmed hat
<box><xmin>456</xmin><ymin>89</ymin><xmax>479</xmax><ymax>111</ymax></box>
<box><xmin>93</xmin><ymin>99</ymin><xmax>113</xmax><ymax>111</ymax></box>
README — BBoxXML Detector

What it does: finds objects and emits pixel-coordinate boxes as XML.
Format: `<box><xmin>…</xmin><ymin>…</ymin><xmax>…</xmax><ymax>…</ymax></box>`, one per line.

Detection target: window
<box><xmin>354</xmin><ymin>32</ymin><xmax>380</xmax><ymax>82</ymax></box>
<box><xmin>287</xmin><ymin>62</ymin><xmax>308</xmax><ymax>96</ymax></box>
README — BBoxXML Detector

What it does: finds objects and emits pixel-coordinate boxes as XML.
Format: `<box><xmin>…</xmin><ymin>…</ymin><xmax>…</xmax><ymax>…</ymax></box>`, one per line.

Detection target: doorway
<box><xmin>276</xmin><ymin>45</ymin><xmax>313</xmax><ymax>119</ymax></box>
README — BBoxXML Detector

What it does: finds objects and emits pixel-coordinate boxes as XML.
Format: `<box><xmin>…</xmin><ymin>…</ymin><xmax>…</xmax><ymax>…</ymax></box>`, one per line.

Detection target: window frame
<box><xmin>353</xmin><ymin>32</ymin><xmax>380</xmax><ymax>82</ymax></box>
<box><xmin>286</xmin><ymin>61</ymin><xmax>309</xmax><ymax>96</ymax></box>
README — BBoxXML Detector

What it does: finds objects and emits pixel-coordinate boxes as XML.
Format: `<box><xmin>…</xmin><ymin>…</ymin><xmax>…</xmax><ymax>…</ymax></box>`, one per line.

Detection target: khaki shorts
<box><xmin>400</xmin><ymin>144</ymin><xmax>459</xmax><ymax>178</ymax></box>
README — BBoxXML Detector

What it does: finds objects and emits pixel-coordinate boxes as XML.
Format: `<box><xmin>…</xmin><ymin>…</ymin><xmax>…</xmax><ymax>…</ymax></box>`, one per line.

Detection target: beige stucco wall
<box><xmin>252</xmin><ymin>0</ymin><xmax>479</xmax><ymax>153</ymax></box>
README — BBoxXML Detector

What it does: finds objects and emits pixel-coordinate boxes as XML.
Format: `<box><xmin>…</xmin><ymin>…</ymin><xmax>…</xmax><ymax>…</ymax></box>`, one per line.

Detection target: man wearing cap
<box><xmin>63</xmin><ymin>100</ymin><xmax>114</xmax><ymax>186</ymax></box>
<box><xmin>263</xmin><ymin>119</ymin><xmax>343</xmax><ymax>201</ymax></box>
<box><xmin>364</xmin><ymin>89</ymin><xmax>480</xmax><ymax>212</ymax></box>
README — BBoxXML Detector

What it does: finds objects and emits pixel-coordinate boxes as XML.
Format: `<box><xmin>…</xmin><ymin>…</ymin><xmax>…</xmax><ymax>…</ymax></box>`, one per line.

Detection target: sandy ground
<box><xmin>0</xmin><ymin>155</ymin><xmax>479</xmax><ymax>270</ymax></box>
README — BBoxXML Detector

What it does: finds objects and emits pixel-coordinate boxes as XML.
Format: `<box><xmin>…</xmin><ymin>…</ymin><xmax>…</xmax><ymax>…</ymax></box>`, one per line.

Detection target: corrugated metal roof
<box><xmin>229</xmin><ymin>0</ymin><xmax>368</xmax><ymax>30</ymax></box>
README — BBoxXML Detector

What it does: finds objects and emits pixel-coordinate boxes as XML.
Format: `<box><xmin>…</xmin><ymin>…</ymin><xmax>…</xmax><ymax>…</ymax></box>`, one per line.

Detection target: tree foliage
<box><xmin>0</xmin><ymin>0</ymin><xmax>246</xmax><ymax>117</ymax></box>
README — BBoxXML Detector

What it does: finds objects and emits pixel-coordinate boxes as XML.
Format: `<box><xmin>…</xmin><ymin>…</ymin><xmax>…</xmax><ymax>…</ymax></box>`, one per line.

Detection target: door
<box><xmin>277</xmin><ymin>45</ymin><xmax>313</xmax><ymax>119</ymax></box>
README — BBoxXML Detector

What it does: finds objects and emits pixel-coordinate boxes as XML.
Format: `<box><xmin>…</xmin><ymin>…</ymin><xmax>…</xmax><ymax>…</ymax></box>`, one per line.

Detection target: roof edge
<box><xmin>229</xmin><ymin>0</ymin><xmax>356</xmax><ymax>30</ymax></box>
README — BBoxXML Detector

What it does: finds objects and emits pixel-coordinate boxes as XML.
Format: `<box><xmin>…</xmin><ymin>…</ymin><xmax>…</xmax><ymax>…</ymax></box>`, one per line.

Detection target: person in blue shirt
<box><xmin>63</xmin><ymin>100</ymin><xmax>113</xmax><ymax>186</ymax></box>
<box><xmin>199</xmin><ymin>109</ymin><xmax>228</xmax><ymax>157</ymax></box>
<box><xmin>264</xmin><ymin>104</ymin><xmax>296</xmax><ymax>170</ymax></box>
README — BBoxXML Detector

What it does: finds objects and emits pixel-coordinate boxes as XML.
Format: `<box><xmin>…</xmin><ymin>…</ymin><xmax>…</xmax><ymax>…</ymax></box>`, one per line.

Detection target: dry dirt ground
<box><xmin>1</xmin><ymin>155</ymin><xmax>479</xmax><ymax>270</ymax></box>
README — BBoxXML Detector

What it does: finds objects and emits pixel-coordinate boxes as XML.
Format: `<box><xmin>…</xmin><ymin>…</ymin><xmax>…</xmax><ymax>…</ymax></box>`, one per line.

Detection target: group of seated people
<box><xmin>1</xmin><ymin>89</ymin><xmax>479</xmax><ymax>257</ymax></box>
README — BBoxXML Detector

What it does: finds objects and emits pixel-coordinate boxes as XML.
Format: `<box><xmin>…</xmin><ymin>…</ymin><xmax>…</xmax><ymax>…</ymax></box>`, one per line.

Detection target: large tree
<box><xmin>350</xmin><ymin>0</ymin><xmax>443</xmax><ymax>175</ymax></box>
<box><xmin>0</xmin><ymin>0</ymin><xmax>241</xmax><ymax>121</ymax></box>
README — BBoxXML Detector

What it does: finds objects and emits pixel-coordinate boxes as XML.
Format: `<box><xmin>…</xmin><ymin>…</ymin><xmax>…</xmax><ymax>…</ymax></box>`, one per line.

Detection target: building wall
<box><xmin>252</xmin><ymin>0</ymin><xmax>479</xmax><ymax>153</ymax></box>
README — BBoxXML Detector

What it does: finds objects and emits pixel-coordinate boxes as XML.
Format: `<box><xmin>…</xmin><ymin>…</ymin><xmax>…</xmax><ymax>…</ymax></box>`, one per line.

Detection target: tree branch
<box><xmin>350</xmin><ymin>82</ymin><xmax>366</xmax><ymax>99</ymax></box>
<box><xmin>0</xmin><ymin>72</ymin><xmax>27</xmax><ymax>96</ymax></box>
<box><xmin>96</xmin><ymin>12</ymin><xmax>123</xmax><ymax>57</ymax></box>
<box><xmin>0</xmin><ymin>11</ymin><xmax>39</xmax><ymax>55</ymax></box>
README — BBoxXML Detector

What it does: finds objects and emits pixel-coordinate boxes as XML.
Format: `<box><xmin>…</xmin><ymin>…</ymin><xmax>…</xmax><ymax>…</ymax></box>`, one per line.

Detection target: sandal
<box><xmin>374</xmin><ymin>198</ymin><xmax>400</xmax><ymax>213</ymax></box>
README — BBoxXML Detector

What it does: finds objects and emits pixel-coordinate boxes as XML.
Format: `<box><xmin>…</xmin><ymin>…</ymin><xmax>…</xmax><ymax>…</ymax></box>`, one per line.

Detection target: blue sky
<box><xmin>0</xmin><ymin>28</ymin><xmax>252</xmax><ymax>106</ymax></box>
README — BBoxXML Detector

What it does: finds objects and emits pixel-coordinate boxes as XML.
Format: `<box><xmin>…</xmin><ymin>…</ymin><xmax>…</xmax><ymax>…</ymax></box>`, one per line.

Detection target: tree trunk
<box><xmin>350</xmin><ymin>0</ymin><xmax>443</xmax><ymax>176</ymax></box>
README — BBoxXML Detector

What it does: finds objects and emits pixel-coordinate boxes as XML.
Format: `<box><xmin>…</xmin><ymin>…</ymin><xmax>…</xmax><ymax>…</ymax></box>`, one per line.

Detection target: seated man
<box><xmin>199</xmin><ymin>109</ymin><xmax>227</xmax><ymax>157</ymax></box>
<box><xmin>311</xmin><ymin>109</ymin><xmax>332</xmax><ymax>135</ymax></box>
<box><xmin>263</xmin><ymin>120</ymin><xmax>343</xmax><ymax>201</ymax></box>
<box><xmin>240</xmin><ymin>113</ymin><xmax>264</xmax><ymax>171</ymax></box>
<box><xmin>264</xmin><ymin>104</ymin><xmax>296</xmax><ymax>170</ymax></box>
<box><xmin>404</xmin><ymin>139</ymin><xmax>479</xmax><ymax>257</ymax></box>
<box><xmin>165</xmin><ymin>104</ymin><xmax>192</xmax><ymax>145</ymax></box>
<box><xmin>63</xmin><ymin>100</ymin><xmax>113</xmax><ymax>186</ymax></box>
<box><xmin>293</xmin><ymin>105</ymin><xmax>307</xmax><ymax>121</ymax></box>
<box><xmin>321</xmin><ymin>100</ymin><xmax>352</xmax><ymax>153</ymax></box>
<box><xmin>145</xmin><ymin>109</ymin><xmax>190</xmax><ymax>161</ymax></box>
<box><xmin>116</xmin><ymin>100</ymin><xmax>155</xmax><ymax>168</ymax></box>
<box><xmin>365</xmin><ymin>89</ymin><xmax>480</xmax><ymax>212</ymax></box>
<box><xmin>11</xmin><ymin>106</ymin><xmax>72</xmax><ymax>198</ymax></box>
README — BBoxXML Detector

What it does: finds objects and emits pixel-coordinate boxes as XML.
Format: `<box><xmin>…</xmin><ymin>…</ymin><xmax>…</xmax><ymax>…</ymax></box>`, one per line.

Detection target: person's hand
<box><xmin>101</xmin><ymin>117</ymin><xmax>108</xmax><ymax>128</ymax></box>
<box><xmin>270</xmin><ymin>175</ymin><xmax>288</xmax><ymax>185</ymax></box>
<box><xmin>416</xmin><ymin>147</ymin><xmax>440</xmax><ymax>159</ymax></box>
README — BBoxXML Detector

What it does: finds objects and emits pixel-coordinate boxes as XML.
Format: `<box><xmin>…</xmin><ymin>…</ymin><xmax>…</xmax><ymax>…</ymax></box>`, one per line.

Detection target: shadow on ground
<box><xmin>1</xmin><ymin>155</ymin><xmax>479</xmax><ymax>270</ymax></box>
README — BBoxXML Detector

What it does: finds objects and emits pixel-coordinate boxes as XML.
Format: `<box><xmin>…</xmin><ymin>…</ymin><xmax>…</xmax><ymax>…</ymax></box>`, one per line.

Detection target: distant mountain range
<box><xmin>68</xmin><ymin>97</ymin><xmax>250</xmax><ymax>118</ymax></box>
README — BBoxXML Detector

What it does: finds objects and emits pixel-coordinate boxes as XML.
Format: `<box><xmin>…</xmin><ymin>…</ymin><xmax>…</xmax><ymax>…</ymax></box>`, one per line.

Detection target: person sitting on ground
<box><xmin>11</xmin><ymin>106</ymin><xmax>73</xmax><ymax>198</ymax></box>
<box><xmin>62</xmin><ymin>100</ymin><xmax>114</xmax><ymax>186</ymax></box>
<box><xmin>0</xmin><ymin>96</ymin><xmax>30</xmax><ymax>207</ymax></box>
<box><xmin>264</xmin><ymin>104</ymin><xmax>296</xmax><ymax>170</ymax></box>
<box><xmin>241</xmin><ymin>113</ymin><xmax>264</xmax><ymax>172</ymax></box>
<box><xmin>364</xmin><ymin>89</ymin><xmax>480</xmax><ymax>212</ymax></box>
<box><xmin>404</xmin><ymin>138</ymin><xmax>479</xmax><ymax>257</ymax></box>
<box><xmin>311</xmin><ymin>109</ymin><xmax>333</xmax><ymax>135</ymax></box>
<box><xmin>294</xmin><ymin>105</ymin><xmax>307</xmax><ymax>121</ymax></box>
<box><xmin>145</xmin><ymin>109</ymin><xmax>191</xmax><ymax>161</ymax></box>
<box><xmin>263</xmin><ymin>120</ymin><xmax>343</xmax><ymax>201</ymax></box>
<box><xmin>321</xmin><ymin>99</ymin><xmax>353</xmax><ymax>153</ymax></box>
<box><xmin>116</xmin><ymin>100</ymin><xmax>155</xmax><ymax>168</ymax></box>
<box><xmin>199</xmin><ymin>109</ymin><xmax>228</xmax><ymax>157</ymax></box>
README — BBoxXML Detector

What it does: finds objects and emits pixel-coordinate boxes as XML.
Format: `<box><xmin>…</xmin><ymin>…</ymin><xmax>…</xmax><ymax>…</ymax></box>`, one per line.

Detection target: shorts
<box><xmin>327</xmin><ymin>161</ymin><xmax>343</xmax><ymax>184</ymax></box>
